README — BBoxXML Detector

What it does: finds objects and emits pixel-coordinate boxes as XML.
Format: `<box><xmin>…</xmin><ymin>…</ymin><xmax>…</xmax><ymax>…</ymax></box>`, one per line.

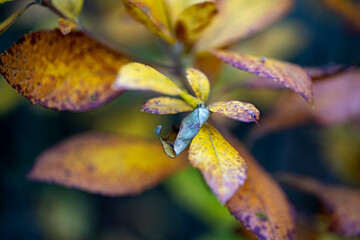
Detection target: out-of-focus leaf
<box><xmin>0</xmin><ymin>2</ymin><xmax>35</xmax><ymax>35</ymax></box>
<box><xmin>306</xmin><ymin>65</ymin><xmax>346</xmax><ymax>80</ymax></box>
<box><xmin>194</xmin><ymin>0</ymin><xmax>293</xmax><ymax>51</ymax></box>
<box><xmin>193</xmin><ymin>52</ymin><xmax>223</xmax><ymax>83</ymax></box>
<box><xmin>28</xmin><ymin>133</ymin><xmax>187</xmax><ymax>195</ymax></box>
<box><xmin>52</xmin><ymin>0</ymin><xmax>84</xmax><ymax>19</ymax></box>
<box><xmin>0</xmin><ymin>30</ymin><xmax>129</xmax><ymax>111</ymax></box>
<box><xmin>189</xmin><ymin>123</ymin><xmax>247</xmax><ymax>204</ymax></box>
<box><xmin>142</xmin><ymin>96</ymin><xmax>193</xmax><ymax>114</ymax></box>
<box><xmin>155</xmin><ymin>125</ymin><xmax>179</xmax><ymax>158</ymax></box>
<box><xmin>319</xmin><ymin>0</ymin><xmax>360</xmax><ymax>30</ymax></box>
<box><xmin>208</xmin><ymin>100</ymin><xmax>260</xmax><ymax>123</ymax></box>
<box><xmin>58</xmin><ymin>18</ymin><xmax>77</xmax><ymax>35</ymax></box>
<box><xmin>280</xmin><ymin>174</ymin><xmax>360</xmax><ymax>237</ymax></box>
<box><xmin>185</xmin><ymin>68</ymin><xmax>210</xmax><ymax>102</ymax></box>
<box><xmin>213</xmin><ymin>50</ymin><xmax>313</xmax><ymax>103</ymax></box>
<box><xmin>226</xmin><ymin>139</ymin><xmax>295</xmax><ymax>239</ymax></box>
<box><xmin>0</xmin><ymin>0</ymin><xmax>14</xmax><ymax>3</ymax></box>
<box><xmin>123</xmin><ymin>0</ymin><xmax>175</xmax><ymax>43</ymax></box>
<box><xmin>175</xmin><ymin>1</ymin><xmax>217</xmax><ymax>44</ymax></box>
<box><xmin>0</xmin><ymin>76</ymin><xmax>23</xmax><ymax>117</ymax></box>
<box><xmin>114</xmin><ymin>62</ymin><xmax>182</xmax><ymax>96</ymax></box>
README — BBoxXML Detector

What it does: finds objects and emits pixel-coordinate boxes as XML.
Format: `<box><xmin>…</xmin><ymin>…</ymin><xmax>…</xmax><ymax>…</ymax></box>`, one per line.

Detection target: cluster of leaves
<box><xmin>1</xmin><ymin>0</ymin><xmax>360</xmax><ymax>239</ymax></box>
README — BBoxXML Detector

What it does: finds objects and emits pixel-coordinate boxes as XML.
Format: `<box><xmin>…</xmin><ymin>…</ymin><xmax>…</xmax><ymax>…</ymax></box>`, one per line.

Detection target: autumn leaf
<box><xmin>28</xmin><ymin>132</ymin><xmax>187</xmax><ymax>195</ymax></box>
<box><xmin>226</xmin><ymin>139</ymin><xmax>295</xmax><ymax>239</ymax></box>
<box><xmin>58</xmin><ymin>18</ymin><xmax>77</xmax><ymax>35</ymax></box>
<box><xmin>185</xmin><ymin>67</ymin><xmax>210</xmax><ymax>102</ymax></box>
<box><xmin>0</xmin><ymin>0</ymin><xmax>13</xmax><ymax>3</ymax></box>
<box><xmin>208</xmin><ymin>100</ymin><xmax>260</xmax><ymax>123</ymax></box>
<box><xmin>0</xmin><ymin>30</ymin><xmax>129</xmax><ymax>111</ymax></box>
<box><xmin>0</xmin><ymin>2</ymin><xmax>36</xmax><ymax>35</ymax></box>
<box><xmin>141</xmin><ymin>97</ymin><xmax>193</xmax><ymax>114</ymax></box>
<box><xmin>174</xmin><ymin>1</ymin><xmax>217</xmax><ymax>44</ymax></box>
<box><xmin>123</xmin><ymin>0</ymin><xmax>175</xmax><ymax>43</ymax></box>
<box><xmin>280</xmin><ymin>174</ymin><xmax>360</xmax><ymax>237</ymax></box>
<box><xmin>194</xmin><ymin>0</ymin><xmax>293</xmax><ymax>51</ymax></box>
<box><xmin>189</xmin><ymin>123</ymin><xmax>247</xmax><ymax>204</ymax></box>
<box><xmin>52</xmin><ymin>0</ymin><xmax>84</xmax><ymax>19</ymax></box>
<box><xmin>212</xmin><ymin>50</ymin><xmax>313</xmax><ymax>103</ymax></box>
<box><xmin>114</xmin><ymin>62</ymin><xmax>182</xmax><ymax>96</ymax></box>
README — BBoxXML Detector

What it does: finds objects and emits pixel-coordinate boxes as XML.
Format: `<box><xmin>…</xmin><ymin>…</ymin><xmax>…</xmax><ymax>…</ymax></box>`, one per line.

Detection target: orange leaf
<box><xmin>175</xmin><ymin>1</ymin><xmax>217</xmax><ymax>44</ymax></box>
<box><xmin>123</xmin><ymin>0</ymin><xmax>175</xmax><ymax>43</ymax></box>
<box><xmin>28</xmin><ymin>133</ymin><xmax>187</xmax><ymax>195</ymax></box>
<box><xmin>212</xmin><ymin>50</ymin><xmax>313</xmax><ymax>103</ymax></box>
<box><xmin>189</xmin><ymin>123</ymin><xmax>247</xmax><ymax>204</ymax></box>
<box><xmin>226</xmin><ymin>139</ymin><xmax>295</xmax><ymax>239</ymax></box>
<box><xmin>208</xmin><ymin>100</ymin><xmax>260</xmax><ymax>123</ymax></box>
<box><xmin>280</xmin><ymin>174</ymin><xmax>360</xmax><ymax>237</ymax></box>
<box><xmin>194</xmin><ymin>0</ymin><xmax>293</xmax><ymax>51</ymax></box>
<box><xmin>0</xmin><ymin>30</ymin><xmax>129</xmax><ymax>111</ymax></box>
<box><xmin>58</xmin><ymin>18</ymin><xmax>77</xmax><ymax>35</ymax></box>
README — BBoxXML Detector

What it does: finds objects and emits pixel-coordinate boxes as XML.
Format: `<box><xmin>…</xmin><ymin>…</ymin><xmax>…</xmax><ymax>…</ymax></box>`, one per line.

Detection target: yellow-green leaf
<box><xmin>212</xmin><ymin>50</ymin><xmax>313</xmax><ymax>103</ymax></box>
<box><xmin>0</xmin><ymin>0</ymin><xmax>13</xmax><ymax>3</ymax></box>
<box><xmin>0</xmin><ymin>30</ymin><xmax>129</xmax><ymax>111</ymax></box>
<box><xmin>0</xmin><ymin>2</ymin><xmax>35</xmax><ymax>35</ymax></box>
<box><xmin>141</xmin><ymin>96</ymin><xmax>193</xmax><ymax>114</ymax></box>
<box><xmin>114</xmin><ymin>62</ymin><xmax>183</xmax><ymax>96</ymax></box>
<box><xmin>52</xmin><ymin>0</ymin><xmax>84</xmax><ymax>19</ymax></box>
<box><xmin>189</xmin><ymin>123</ymin><xmax>247</xmax><ymax>204</ymax></box>
<box><xmin>123</xmin><ymin>0</ymin><xmax>175</xmax><ymax>43</ymax></box>
<box><xmin>175</xmin><ymin>1</ymin><xmax>217</xmax><ymax>44</ymax></box>
<box><xmin>194</xmin><ymin>0</ymin><xmax>293</xmax><ymax>51</ymax></box>
<box><xmin>208</xmin><ymin>100</ymin><xmax>260</xmax><ymax>123</ymax></box>
<box><xmin>28</xmin><ymin>133</ymin><xmax>187</xmax><ymax>195</ymax></box>
<box><xmin>185</xmin><ymin>68</ymin><xmax>210</xmax><ymax>102</ymax></box>
<box><xmin>179</xmin><ymin>91</ymin><xmax>203</xmax><ymax>108</ymax></box>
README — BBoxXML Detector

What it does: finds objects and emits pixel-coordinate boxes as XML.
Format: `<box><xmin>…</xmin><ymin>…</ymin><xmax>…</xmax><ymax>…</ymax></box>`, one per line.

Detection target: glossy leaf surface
<box><xmin>189</xmin><ymin>123</ymin><xmax>247</xmax><ymax>204</ymax></box>
<box><xmin>28</xmin><ymin>133</ymin><xmax>187</xmax><ymax>195</ymax></box>
<box><xmin>194</xmin><ymin>0</ymin><xmax>293</xmax><ymax>51</ymax></box>
<box><xmin>213</xmin><ymin>50</ymin><xmax>313</xmax><ymax>103</ymax></box>
<box><xmin>208</xmin><ymin>100</ymin><xmax>260</xmax><ymax>123</ymax></box>
<box><xmin>142</xmin><ymin>97</ymin><xmax>192</xmax><ymax>114</ymax></box>
<box><xmin>0</xmin><ymin>30</ymin><xmax>129</xmax><ymax>111</ymax></box>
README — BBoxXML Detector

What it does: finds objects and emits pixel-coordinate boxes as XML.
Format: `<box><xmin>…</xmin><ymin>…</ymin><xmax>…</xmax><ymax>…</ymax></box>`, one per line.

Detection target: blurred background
<box><xmin>1</xmin><ymin>0</ymin><xmax>360</xmax><ymax>239</ymax></box>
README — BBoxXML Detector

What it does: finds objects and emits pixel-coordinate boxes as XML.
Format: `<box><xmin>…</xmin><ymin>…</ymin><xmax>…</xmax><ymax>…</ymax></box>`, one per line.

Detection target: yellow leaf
<box><xmin>114</xmin><ymin>62</ymin><xmax>183</xmax><ymax>96</ymax></box>
<box><xmin>0</xmin><ymin>30</ymin><xmax>129</xmax><ymax>111</ymax></box>
<box><xmin>142</xmin><ymin>97</ymin><xmax>193</xmax><ymax>114</ymax></box>
<box><xmin>0</xmin><ymin>2</ymin><xmax>35</xmax><ymax>35</ymax></box>
<box><xmin>194</xmin><ymin>0</ymin><xmax>293</xmax><ymax>51</ymax></box>
<box><xmin>123</xmin><ymin>0</ymin><xmax>175</xmax><ymax>43</ymax></box>
<box><xmin>174</xmin><ymin>1</ymin><xmax>217</xmax><ymax>44</ymax></box>
<box><xmin>28</xmin><ymin>133</ymin><xmax>187</xmax><ymax>195</ymax></box>
<box><xmin>0</xmin><ymin>0</ymin><xmax>13</xmax><ymax>4</ymax></box>
<box><xmin>166</xmin><ymin>0</ymin><xmax>211</xmax><ymax>24</ymax></box>
<box><xmin>58</xmin><ymin>18</ymin><xmax>77</xmax><ymax>35</ymax></box>
<box><xmin>189</xmin><ymin>123</ymin><xmax>247</xmax><ymax>204</ymax></box>
<box><xmin>179</xmin><ymin>90</ymin><xmax>203</xmax><ymax>108</ymax></box>
<box><xmin>208</xmin><ymin>100</ymin><xmax>260</xmax><ymax>123</ymax></box>
<box><xmin>212</xmin><ymin>50</ymin><xmax>313</xmax><ymax>103</ymax></box>
<box><xmin>185</xmin><ymin>68</ymin><xmax>210</xmax><ymax>102</ymax></box>
<box><xmin>52</xmin><ymin>0</ymin><xmax>84</xmax><ymax>19</ymax></box>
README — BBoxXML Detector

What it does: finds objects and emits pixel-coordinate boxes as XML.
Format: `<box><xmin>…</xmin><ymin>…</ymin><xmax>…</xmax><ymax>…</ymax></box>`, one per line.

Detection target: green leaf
<box><xmin>52</xmin><ymin>0</ymin><xmax>84</xmax><ymax>19</ymax></box>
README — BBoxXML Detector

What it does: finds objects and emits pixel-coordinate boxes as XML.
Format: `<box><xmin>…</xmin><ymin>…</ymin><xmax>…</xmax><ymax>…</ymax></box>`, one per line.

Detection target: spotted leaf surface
<box><xmin>175</xmin><ymin>1</ymin><xmax>217</xmax><ymax>44</ymax></box>
<box><xmin>123</xmin><ymin>0</ymin><xmax>175</xmax><ymax>43</ymax></box>
<box><xmin>0</xmin><ymin>30</ymin><xmax>129</xmax><ymax>111</ymax></box>
<box><xmin>28</xmin><ymin>133</ymin><xmax>187</xmax><ymax>195</ymax></box>
<box><xmin>208</xmin><ymin>100</ymin><xmax>260</xmax><ymax>123</ymax></box>
<box><xmin>194</xmin><ymin>0</ymin><xmax>293</xmax><ymax>51</ymax></box>
<box><xmin>185</xmin><ymin>68</ymin><xmax>210</xmax><ymax>102</ymax></box>
<box><xmin>189</xmin><ymin>123</ymin><xmax>247</xmax><ymax>204</ymax></box>
<box><xmin>281</xmin><ymin>174</ymin><xmax>360</xmax><ymax>237</ymax></box>
<box><xmin>141</xmin><ymin>97</ymin><xmax>192</xmax><ymax>114</ymax></box>
<box><xmin>114</xmin><ymin>63</ymin><xmax>182</xmax><ymax>96</ymax></box>
<box><xmin>213</xmin><ymin>50</ymin><xmax>313</xmax><ymax>103</ymax></box>
<box><xmin>226</xmin><ymin>140</ymin><xmax>295</xmax><ymax>239</ymax></box>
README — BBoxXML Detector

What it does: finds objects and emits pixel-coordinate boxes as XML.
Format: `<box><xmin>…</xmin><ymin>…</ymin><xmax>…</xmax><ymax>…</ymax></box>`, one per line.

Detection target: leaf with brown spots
<box><xmin>194</xmin><ymin>0</ymin><xmax>293</xmax><ymax>51</ymax></box>
<box><xmin>28</xmin><ymin>132</ymin><xmax>187</xmax><ymax>196</ymax></box>
<box><xmin>280</xmin><ymin>174</ymin><xmax>360</xmax><ymax>237</ymax></box>
<box><xmin>0</xmin><ymin>30</ymin><xmax>129</xmax><ymax>111</ymax></box>
<box><xmin>212</xmin><ymin>50</ymin><xmax>313</xmax><ymax>103</ymax></box>
<box><xmin>141</xmin><ymin>97</ymin><xmax>193</xmax><ymax>115</ymax></box>
<box><xmin>174</xmin><ymin>1</ymin><xmax>217</xmax><ymax>44</ymax></box>
<box><xmin>208</xmin><ymin>100</ymin><xmax>260</xmax><ymax>123</ymax></box>
<box><xmin>123</xmin><ymin>0</ymin><xmax>175</xmax><ymax>43</ymax></box>
<box><xmin>226</xmin><ymin>138</ymin><xmax>295</xmax><ymax>239</ymax></box>
<box><xmin>189</xmin><ymin>123</ymin><xmax>247</xmax><ymax>204</ymax></box>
